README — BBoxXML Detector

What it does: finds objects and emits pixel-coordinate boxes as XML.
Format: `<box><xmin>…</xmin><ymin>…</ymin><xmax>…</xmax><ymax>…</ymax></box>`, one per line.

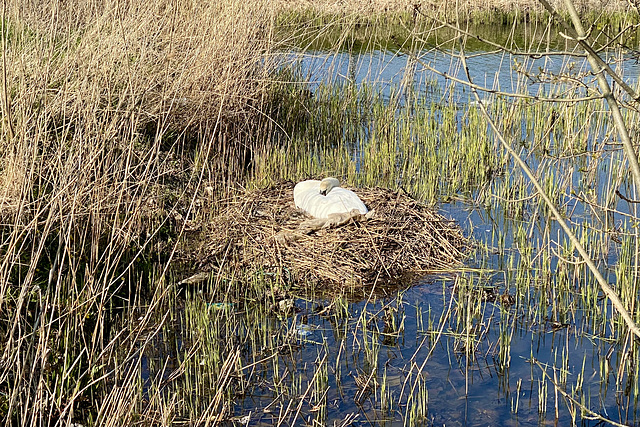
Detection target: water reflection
<box><xmin>294</xmin><ymin>48</ymin><xmax>640</xmax><ymax>106</ymax></box>
<box><xmin>267</xmin><ymin>47</ymin><xmax>640</xmax><ymax>425</ymax></box>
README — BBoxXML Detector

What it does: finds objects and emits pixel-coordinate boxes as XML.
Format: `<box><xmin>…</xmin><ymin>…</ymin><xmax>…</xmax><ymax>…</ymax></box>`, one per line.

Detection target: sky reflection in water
<box><xmin>273</xmin><ymin>48</ymin><xmax>640</xmax><ymax>426</ymax></box>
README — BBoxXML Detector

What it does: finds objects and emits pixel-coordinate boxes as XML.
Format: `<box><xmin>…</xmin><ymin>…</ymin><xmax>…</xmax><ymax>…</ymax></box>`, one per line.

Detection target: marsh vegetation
<box><xmin>1</xmin><ymin>0</ymin><xmax>640</xmax><ymax>426</ymax></box>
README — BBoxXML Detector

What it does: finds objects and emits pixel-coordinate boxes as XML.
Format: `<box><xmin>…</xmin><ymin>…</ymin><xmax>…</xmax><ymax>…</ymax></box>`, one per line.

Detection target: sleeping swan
<box><xmin>294</xmin><ymin>177</ymin><xmax>368</xmax><ymax>219</ymax></box>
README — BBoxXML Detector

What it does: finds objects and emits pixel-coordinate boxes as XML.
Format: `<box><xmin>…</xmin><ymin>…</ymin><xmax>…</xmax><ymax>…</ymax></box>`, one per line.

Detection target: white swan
<box><xmin>293</xmin><ymin>177</ymin><xmax>368</xmax><ymax>219</ymax></box>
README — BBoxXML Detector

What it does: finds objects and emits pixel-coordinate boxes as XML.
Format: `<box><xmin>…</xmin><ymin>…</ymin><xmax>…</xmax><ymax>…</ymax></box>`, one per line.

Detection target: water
<box><xmin>225</xmin><ymin>276</ymin><xmax>632</xmax><ymax>426</ymax></box>
<box><xmin>145</xmin><ymin>45</ymin><xmax>640</xmax><ymax>425</ymax></box>
<box><xmin>294</xmin><ymin>48</ymin><xmax>640</xmax><ymax>107</ymax></box>
<box><xmin>265</xmin><ymin>48</ymin><xmax>640</xmax><ymax>425</ymax></box>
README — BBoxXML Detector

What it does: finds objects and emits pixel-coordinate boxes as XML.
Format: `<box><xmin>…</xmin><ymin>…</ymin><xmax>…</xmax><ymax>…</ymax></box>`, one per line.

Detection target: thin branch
<box><xmin>415</xmin><ymin>2</ymin><xmax>588</xmax><ymax>59</ymax></box>
<box><xmin>593</xmin><ymin>23</ymin><xmax>640</xmax><ymax>52</ymax></box>
<box><xmin>412</xmin><ymin>3</ymin><xmax>640</xmax><ymax>104</ymax></box>
<box><xmin>405</xmin><ymin>51</ymin><xmax>604</xmax><ymax>103</ymax></box>
<box><xmin>538</xmin><ymin>0</ymin><xmax>640</xmax><ymax>102</ymax></box>
<box><xmin>458</xmin><ymin>39</ymin><xmax>640</xmax><ymax>340</ymax></box>
<box><xmin>553</xmin><ymin>0</ymin><xmax>640</xmax><ymax>202</ymax></box>
<box><xmin>616</xmin><ymin>189</ymin><xmax>640</xmax><ymax>204</ymax></box>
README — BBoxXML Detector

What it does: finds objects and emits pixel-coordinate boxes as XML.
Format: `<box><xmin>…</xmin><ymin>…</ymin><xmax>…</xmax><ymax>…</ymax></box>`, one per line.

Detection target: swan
<box><xmin>293</xmin><ymin>177</ymin><xmax>368</xmax><ymax>219</ymax></box>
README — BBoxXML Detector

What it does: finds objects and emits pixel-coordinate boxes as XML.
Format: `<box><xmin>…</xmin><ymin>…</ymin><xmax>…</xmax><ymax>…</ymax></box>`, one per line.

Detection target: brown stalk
<box><xmin>1</xmin><ymin>0</ymin><xmax>13</xmax><ymax>140</ymax></box>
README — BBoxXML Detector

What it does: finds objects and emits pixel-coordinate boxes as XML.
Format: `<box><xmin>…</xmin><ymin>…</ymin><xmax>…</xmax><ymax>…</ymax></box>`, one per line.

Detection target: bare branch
<box><xmin>538</xmin><ymin>0</ymin><xmax>640</xmax><ymax>102</ymax></box>
<box><xmin>593</xmin><ymin>23</ymin><xmax>640</xmax><ymax>52</ymax></box>
<box><xmin>415</xmin><ymin>2</ymin><xmax>588</xmax><ymax>59</ymax></box>
<box><xmin>405</xmin><ymin>51</ymin><xmax>604</xmax><ymax>103</ymax></box>
<box><xmin>458</xmin><ymin>36</ymin><xmax>640</xmax><ymax>340</ymax></box>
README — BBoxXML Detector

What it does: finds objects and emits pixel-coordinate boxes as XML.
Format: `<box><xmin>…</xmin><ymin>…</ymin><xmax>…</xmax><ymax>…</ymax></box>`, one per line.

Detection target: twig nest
<box><xmin>197</xmin><ymin>181</ymin><xmax>469</xmax><ymax>288</ymax></box>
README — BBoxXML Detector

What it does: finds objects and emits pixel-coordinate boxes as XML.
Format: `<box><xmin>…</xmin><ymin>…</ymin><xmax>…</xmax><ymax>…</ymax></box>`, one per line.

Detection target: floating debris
<box><xmin>295</xmin><ymin>324</ymin><xmax>314</xmax><ymax>337</ymax></box>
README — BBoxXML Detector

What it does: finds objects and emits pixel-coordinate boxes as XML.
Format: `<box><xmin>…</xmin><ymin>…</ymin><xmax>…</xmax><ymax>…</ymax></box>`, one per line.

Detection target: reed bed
<box><xmin>0</xmin><ymin>0</ymin><xmax>274</xmax><ymax>424</ymax></box>
<box><xmin>271</xmin><ymin>0</ymin><xmax>635</xmax><ymax>26</ymax></box>
<box><xmin>271</xmin><ymin>0</ymin><xmax>631</xmax><ymax>14</ymax></box>
<box><xmin>195</xmin><ymin>182</ymin><xmax>469</xmax><ymax>288</ymax></box>
<box><xmin>2</xmin><ymin>0</ymin><xmax>639</xmax><ymax>423</ymax></box>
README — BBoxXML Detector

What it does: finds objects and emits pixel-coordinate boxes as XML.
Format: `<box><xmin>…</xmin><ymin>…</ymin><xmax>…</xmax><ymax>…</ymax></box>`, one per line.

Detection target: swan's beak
<box><xmin>320</xmin><ymin>189</ymin><xmax>327</xmax><ymax>196</ymax></box>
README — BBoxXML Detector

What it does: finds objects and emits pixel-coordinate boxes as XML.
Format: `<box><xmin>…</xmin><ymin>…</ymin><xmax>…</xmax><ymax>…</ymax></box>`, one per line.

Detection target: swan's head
<box><xmin>319</xmin><ymin>177</ymin><xmax>340</xmax><ymax>196</ymax></box>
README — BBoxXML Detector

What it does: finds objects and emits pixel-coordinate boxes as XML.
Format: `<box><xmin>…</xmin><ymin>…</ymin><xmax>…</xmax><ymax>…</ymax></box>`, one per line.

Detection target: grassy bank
<box><xmin>273</xmin><ymin>0</ymin><xmax>639</xmax><ymax>54</ymax></box>
<box><xmin>272</xmin><ymin>0</ymin><xmax>636</xmax><ymax>23</ymax></box>
<box><xmin>272</xmin><ymin>0</ymin><xmax>633</xmax><ymax>15</ymax></box>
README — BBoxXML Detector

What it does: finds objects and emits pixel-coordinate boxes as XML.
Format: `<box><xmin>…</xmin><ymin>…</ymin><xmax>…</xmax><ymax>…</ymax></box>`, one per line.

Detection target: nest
<box><xmin>198</xmin><ymin>181</ymin><xmax>469</xmax><ymax>288</ymax></box>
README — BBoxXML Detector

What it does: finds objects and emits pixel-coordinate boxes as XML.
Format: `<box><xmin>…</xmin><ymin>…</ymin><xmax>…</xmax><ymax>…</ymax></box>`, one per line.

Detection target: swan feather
<box><xmin>294</xmin><ymin>178</ymin><xmax>368</xmax><ymax>219</ymax></box>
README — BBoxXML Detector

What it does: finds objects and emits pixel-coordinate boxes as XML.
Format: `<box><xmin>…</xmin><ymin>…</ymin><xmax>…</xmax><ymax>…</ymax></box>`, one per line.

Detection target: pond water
<box><xmin>143</xmin><ymin>45</ymin><xmax>640</xmax><ymax>426</ymax></box>
<box><xmin>247</xmin><ymin>48</ymin><xmax>640</xmax><ymax>425</ymax></box>
<box><xmin>295</xmin><ymin>47</ymin><xmax>640</xmax><ymax>107</ymax></box>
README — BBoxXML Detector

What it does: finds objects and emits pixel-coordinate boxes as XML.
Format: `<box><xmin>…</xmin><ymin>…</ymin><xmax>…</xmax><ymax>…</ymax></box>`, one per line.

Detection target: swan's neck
<box><xmin>319</xmin><ymin>177</ymin><xmax>340</xmax><ymax>196</ymax></box>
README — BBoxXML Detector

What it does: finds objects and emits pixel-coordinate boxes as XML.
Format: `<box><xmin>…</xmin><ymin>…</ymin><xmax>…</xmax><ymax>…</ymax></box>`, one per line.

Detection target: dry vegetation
<box><xmin>194</xmin><ymin>182</ymin><xmax>468</xmax><ymax>289</ymax></box>
<box><xmin>270</xmin><ymin>0</ymin><xmax>632</xmax><ymax>15</ymax></box>
<box><xmin>0</xmin><ymin>0</ymin><xmax>275</xmax><ymax>424</ymax></box>
<box><xmin>0</xmin><ymin>0</ymin><xmax>275</xmax><ymax>278</ymax></box>
<box><xmin>0</xmin><ymin>0</ymin><xmax>634</xmax><ymax>424</ymax></box>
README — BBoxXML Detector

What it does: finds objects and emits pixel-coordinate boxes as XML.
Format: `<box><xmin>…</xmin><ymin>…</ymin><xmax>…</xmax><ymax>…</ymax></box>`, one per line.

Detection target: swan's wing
<box><xmin>315</xmin><ymin>188</ymin><xmax>368</xmax><ymax>218</ymax></box>
<box><xmin>295</xmin><ymin>180</ymin><xmax>338</xmax><ymax>218</ymax></box>
<box><xmin>294</xmin><ymin>180</ymin><xmax>320</xmax><ymax>209</ymax></box>
<box><xmin>301</xmin><ymin>193</ymin><xmax>330</xmax><ymax>218</ymax></box>
<box><xmin>294</xmin><ymin>181</ymin><xmax>367</xmax><ymax>219</ymax></box>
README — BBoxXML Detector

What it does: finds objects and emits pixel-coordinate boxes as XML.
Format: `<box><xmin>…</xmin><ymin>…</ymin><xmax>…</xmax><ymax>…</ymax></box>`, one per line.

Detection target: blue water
<box><xmin>293</xmin><ymin>48</ymin><xmax>640</xmax><ymax>106</ymax></box>
<box><xmin>246</xmin><ymin>49</ymin><xmax>640</xmax><ymax>426</ymax></box>
<box><xmin>137</xmin><ymin>48</ymin><xmax>640</xmax><ymax>426</ymax></box>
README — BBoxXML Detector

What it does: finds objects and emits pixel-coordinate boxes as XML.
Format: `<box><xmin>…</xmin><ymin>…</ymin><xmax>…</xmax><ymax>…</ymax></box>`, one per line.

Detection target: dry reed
<box><xmin>270</xmin><ymin>0</ymin><xmax>631</xmax><ymax>15</ymax></box>
<box><xmin>0</xmin><ymin>0</ymin><xmax>627</xmax><ymax>424</ymax></box>
<box><xmin>1</xmin><ymin>0</ymin><xmax>272</xmax><ymax>209</ymax></box>
<box><xmin>0</xmin><ymin>0</ymin><xmax>273</xmax><ymax>424</ymax></box>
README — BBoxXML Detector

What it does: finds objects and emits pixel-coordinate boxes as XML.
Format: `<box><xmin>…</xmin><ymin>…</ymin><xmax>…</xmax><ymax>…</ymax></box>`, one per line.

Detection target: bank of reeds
<box><xmin>0</xmin><ymin>0</ymin><xmax>274</xmax><ymax>424</ymax></box>
<box><xmin>4</xmin><ymin>0</ymin><xmax>640</xmax><ymax>424</ymax></box>
<box><xmin>272</xmin><ymin>0</ymin><xmax>635</xmax><ymax>25</ymax></box>
<box><xmin>273</xmin><ymin>0</ymin><xmax>631</xmax><ymax>14</ymax></box>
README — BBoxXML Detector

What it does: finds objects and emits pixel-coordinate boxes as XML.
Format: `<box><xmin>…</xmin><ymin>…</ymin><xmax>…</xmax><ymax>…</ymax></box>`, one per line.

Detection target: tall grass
<box><xmin>0</xmin><ymin>0</ymin><xmax>273</xmax><ymax>424</ymax></box>
<box><xmin>272</xmin><ymin>0</ymin><xmax>632</xmax><ymax>14</ymax></box>
<box><xmin>2</xmin><ymin>0</ymin><xmax>640</xmax><ymax>425</ymax></box>
<box><xmin>271</xmin><ymin>0</ymin><xmax>636</xmax><ymax>27</ymax></box>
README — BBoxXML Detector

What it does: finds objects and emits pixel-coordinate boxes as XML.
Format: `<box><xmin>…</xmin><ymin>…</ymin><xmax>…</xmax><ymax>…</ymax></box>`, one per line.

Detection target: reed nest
<box><xmin>199</xmin><ymin>181</ymin><xmax>469</xmax><ymax>287</ymax></box>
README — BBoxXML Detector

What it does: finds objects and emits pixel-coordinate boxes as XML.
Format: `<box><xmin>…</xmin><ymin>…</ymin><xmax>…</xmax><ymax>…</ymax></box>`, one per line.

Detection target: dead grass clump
<box><xmin>0</xmin><ymin>0</ymin><xmax>273</xmax><ymax>211</ymax></box>
<box><xmin>0</xmin><ymin>0</ymin><xmax>274</xmax><ymax>423</ymax></box>
<box><xmin>199</xmin><ymin>182</ymin><xmax>469</xmax><ymax>288</ymax></box>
